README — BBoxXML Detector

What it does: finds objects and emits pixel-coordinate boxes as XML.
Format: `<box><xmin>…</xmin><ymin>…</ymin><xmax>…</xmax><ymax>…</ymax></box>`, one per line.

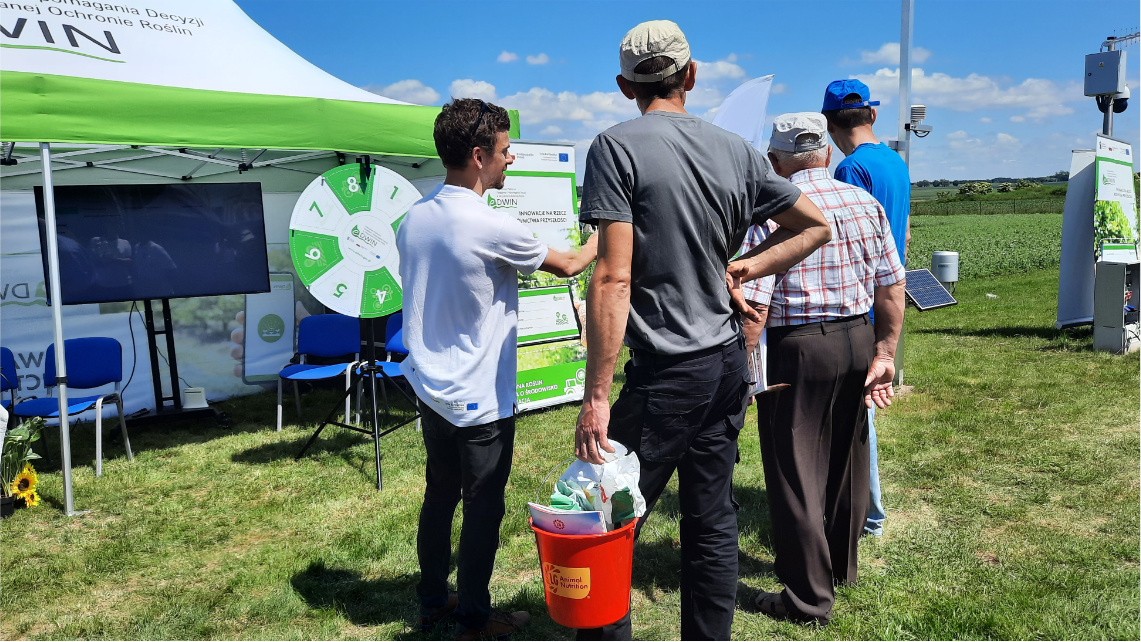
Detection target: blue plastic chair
<box><xmin>277</xmin><ymin>314</ymin><xmax>361</xmax><ymax>432</ymax></box>
<box><xmin>12</xmin><ymin>338</ymin><xmax>132</xmax><ymax>477</ymax></box>
<box><xmin>1</xmin><ymin>347</ymin><xmax>16</xmax><ymax>411</ymax></box>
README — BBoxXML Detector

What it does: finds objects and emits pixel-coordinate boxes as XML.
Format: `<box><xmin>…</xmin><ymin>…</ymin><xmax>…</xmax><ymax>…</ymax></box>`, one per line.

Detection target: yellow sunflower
<box><xmin>10</xmin><ymin>463</ymin><xmax>38</xmax><ymax>501</ymax></box>
<box><xmin>22</xmin><ymin>490</ymin><xmax>40</xmax><ymax>508</ymax></box>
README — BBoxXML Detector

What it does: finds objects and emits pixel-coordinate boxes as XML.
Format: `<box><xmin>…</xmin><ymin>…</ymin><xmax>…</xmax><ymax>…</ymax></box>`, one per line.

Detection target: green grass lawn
<box><xmin>3</xmin><ymin>268</ymin><xmax>1138</xmax><ymax>641</ymax></box>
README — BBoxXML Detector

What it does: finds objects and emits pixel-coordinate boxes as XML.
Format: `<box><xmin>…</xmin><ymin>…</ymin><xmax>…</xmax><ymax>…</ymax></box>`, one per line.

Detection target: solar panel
<box><xmin>905</xmin><ymin>268</ymin><xmax>957</xmax><ymax>311</ymax></box>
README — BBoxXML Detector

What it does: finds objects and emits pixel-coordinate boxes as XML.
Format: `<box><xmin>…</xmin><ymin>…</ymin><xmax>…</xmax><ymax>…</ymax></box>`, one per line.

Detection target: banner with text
<box><xmin>1093</xmin><ymin>135</ymin><xmax>1139</xmax><ymax>260</ymax></box>
<box><xmin>487</xmin><ymin>141</ymin><xmax>587</xmax><ymax>411</ymax></box>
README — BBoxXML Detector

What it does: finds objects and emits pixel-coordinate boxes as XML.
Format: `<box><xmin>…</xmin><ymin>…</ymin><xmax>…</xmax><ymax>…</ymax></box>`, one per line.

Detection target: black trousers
<box><xmin>416</xmin><ymin>402</ymin><xmax>515</xmax><ymax>630</ymax></box>
<box><xmin>579</xmin><ymin>337</ymin><xmax>749</xmax><ymax>641</ymax></box>
<box><xmin>757</xmin><ymin>315</ymin><xmax>873</xmax><ymax>623</ymax></box>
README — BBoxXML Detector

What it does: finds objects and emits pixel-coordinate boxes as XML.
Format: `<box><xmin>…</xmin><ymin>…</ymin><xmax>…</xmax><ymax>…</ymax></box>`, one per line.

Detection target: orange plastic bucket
<box><xmin>529</xmin><ymin>517</ymin><xmax>637</xmax><ymax>629</ymax></box>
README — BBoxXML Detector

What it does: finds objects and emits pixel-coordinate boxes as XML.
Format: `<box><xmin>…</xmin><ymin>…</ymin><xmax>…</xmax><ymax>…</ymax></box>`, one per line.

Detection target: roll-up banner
<box><xmin>485</xmin><ymin>141</ymin><xmax>588</xmax><ymax>411</ymax></box>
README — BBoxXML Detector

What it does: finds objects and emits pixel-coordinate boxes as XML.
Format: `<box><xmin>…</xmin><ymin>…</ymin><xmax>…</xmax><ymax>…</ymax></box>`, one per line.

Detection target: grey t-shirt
<box><xmin>580</xmin><ymin>111</ymin><xmax>802</xmax><ymax>356</ymax></box>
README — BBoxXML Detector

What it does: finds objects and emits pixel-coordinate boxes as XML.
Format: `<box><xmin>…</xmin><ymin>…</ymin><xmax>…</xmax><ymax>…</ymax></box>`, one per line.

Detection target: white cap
<box><xmin>619</xmin><ymin>20</ymin><xmax>691</xmax><ymax>82</ymax></box>
<box><xmin>769</xmin><ymin>112</ymin><xmax>828</xmax><ymax>152</ymax></box>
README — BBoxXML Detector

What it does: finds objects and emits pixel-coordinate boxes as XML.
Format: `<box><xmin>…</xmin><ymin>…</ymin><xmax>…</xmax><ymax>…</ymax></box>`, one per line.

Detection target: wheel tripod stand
<box><xmin>295</xmin><ymin>316</ymin><xmax>419</xmax><ymax>490</ymax></box>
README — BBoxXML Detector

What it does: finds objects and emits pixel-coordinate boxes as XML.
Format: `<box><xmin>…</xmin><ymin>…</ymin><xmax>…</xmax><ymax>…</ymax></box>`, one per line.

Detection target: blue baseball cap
<box><xmin>822</xmin><ymin>79</ymin><xmax>880</xmax><ymax>111</ymax></box>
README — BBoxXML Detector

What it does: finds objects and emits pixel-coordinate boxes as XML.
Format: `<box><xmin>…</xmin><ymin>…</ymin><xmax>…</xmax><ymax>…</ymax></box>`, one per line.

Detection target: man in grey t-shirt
<box><xmin>574</xmin><ymin>20</ymin><xmax>832</xmax><ymax>640</ymax></box>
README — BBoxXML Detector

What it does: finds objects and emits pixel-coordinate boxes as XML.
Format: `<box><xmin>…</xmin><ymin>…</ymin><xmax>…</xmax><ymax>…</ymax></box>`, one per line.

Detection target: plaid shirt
<box><xmin>740</xmin><ymin>167</ymin><xmax>905</xmax><ymax>327</ymax></box>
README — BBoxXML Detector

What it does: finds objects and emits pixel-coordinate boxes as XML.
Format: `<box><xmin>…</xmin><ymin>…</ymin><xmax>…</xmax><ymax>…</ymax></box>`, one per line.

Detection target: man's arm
<box><xmin>540</xmin><ymin>233</ymin><xmax>598</xmax><ymax>278</ymax></box>
<box><xmin>742</xmin><ymin>300</ymin><xmax>769</xmax><ymax>354</ymax></box>
<box><xmin>726</xmin><ymin>194</ymin><xmax>830</xmax><ymax>314</ymax></box>
<box><xmin>575</xmin><ymin>220</ymin><xmax>632</xmax><ymax>464</ymax></box>
<box><xmin>864</xmin><ymin>279</ymin><xmax>905</xmax><ymax>408</ymax></box>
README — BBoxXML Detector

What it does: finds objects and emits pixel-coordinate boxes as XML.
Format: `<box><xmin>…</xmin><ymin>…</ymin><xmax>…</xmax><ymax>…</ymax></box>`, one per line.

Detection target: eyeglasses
<box><xmin>467</xmin><ymin>100</ymin><xmax>490</xmax><ymax>144</ymax></box>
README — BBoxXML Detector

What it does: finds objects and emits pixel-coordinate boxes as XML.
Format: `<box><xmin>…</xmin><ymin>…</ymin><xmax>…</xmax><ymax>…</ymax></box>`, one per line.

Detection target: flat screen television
<box><xmin>35</xmin><ymin>182</ymin><xmax>271</xmax><ymax>305</ymax></box>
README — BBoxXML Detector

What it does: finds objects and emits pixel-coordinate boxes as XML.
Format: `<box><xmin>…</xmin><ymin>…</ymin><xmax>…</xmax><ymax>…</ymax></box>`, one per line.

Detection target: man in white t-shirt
<box><xmin>397</xmin><ymin>98</ymin><xmax>597</xmax><ymax>640</ymax></box>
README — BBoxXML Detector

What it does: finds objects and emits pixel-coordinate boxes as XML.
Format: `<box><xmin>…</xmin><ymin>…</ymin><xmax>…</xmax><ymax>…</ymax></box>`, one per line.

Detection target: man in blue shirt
<box><xmin>822</xmin><ymin>79</ymin><xmax>910</xmax><ymax>537</ymax></box>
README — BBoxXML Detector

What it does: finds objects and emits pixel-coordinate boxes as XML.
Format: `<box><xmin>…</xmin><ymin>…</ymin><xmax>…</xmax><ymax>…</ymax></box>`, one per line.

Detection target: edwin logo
<box><xmin>350</xmin><ymin>224</ymin><xmax>382</xmax><ymax>248</ymax></box>
<box><xmin>487</xmin><ymin>194</ymin><xmax>517</xmax><ymax>209</ymax></box>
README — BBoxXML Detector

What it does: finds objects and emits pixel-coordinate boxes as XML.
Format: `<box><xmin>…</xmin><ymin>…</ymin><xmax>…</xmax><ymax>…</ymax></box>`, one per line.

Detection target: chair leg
<box><xmin>276</xmin><ymin>378</ymin><xmax>284</xmax><ymax>432</ymax></box>
<box><xmin>355</xmin><ymin>379</ymin><xmax>362</xmax><ymax>424</ymax></box>
<box><xmin>95</xmin><ymin>398</ymin><xmax>105</xmax><ymax>478</ymax></box>
<box><xmin>293</xmin><ymin>381</ymin><xmax>302</xmax><ymax>418</ymax></box>
<box><xmin>344</xmin><ymin>365</ymin><xmax>352</xmax><ymax>425</ymax></box>
<box><xmin>116</xmin><ymin>397</ymin><xmax>133</xmax><ymax>461</ymax></box>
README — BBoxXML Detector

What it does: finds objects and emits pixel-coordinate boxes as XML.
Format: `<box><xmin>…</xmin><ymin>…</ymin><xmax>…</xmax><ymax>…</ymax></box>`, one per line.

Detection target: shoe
<box><xmin>753</xmin><ymin>590</ymin><xmax>826</xmax><ymax>625</ymax></box>
<box><xmin>419</xmin><ymin>592</ymin><xmax>459</xmax><ymax>633</ymax></box>
<box><xmin>455</xmin><ymin>610</ymin><xmax>530</xmax><ymax>640</ymax></box>
<box><xmin>754</xmin><ymin>591</ymin><xmax>790</xmax><ymax>619</ymax></box>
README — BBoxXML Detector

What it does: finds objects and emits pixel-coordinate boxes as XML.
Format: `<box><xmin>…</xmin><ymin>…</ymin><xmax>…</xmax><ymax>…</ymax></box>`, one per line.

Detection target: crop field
<box><xmin>908</xmin><ymin>213</ymin><xmax>1061</xmax><ymax>279</ymax></box>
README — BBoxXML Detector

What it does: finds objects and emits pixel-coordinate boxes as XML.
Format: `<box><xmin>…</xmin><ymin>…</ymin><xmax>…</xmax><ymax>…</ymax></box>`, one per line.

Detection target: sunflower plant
<box><xmin>2</xmin><ymin>417</ymin><xmax>43</xmax><ymax>504</ymax></box>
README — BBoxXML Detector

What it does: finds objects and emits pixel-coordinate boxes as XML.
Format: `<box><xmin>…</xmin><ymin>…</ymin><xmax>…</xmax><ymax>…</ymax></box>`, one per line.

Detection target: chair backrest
<box><xmin>297</xmin><ymin>314</ymin><xmax>360</xmax><ymax>358</ymax></box>
<box><xmin>1</xmin><ymin>347</ymin><xmax>16</xmax><ymax>393</ymax></box>
<box><xmin>384</xmin><ymin>312</ymin><xmax>403</xmax><ymax>344</ymax></box>
<box><xmin>385</xmin><ymin>312</ymin><xmax>408</xmax><ymax>356</ymax></box>
<box><xmin>44</xmin><ymin>337</ymin><xmax>123</xmax><ymax>390</ymax></box>
<box><xmin>387</xmin><ymin>328</ymin><xmax>407</xmax><ymax>356</ymax></box>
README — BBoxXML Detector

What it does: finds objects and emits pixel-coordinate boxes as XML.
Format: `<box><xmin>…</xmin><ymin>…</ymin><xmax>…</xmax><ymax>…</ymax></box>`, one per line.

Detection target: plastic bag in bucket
<box><xmin>558</xmin><ymin>441</ymin><xmax>646</xmax><ymax>530</ymax></box>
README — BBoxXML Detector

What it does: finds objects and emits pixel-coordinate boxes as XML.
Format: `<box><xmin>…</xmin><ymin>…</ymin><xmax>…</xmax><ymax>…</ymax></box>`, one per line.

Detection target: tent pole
<box><xmin>39</xmin><ymin>142</ymin><xmax>81</xmax><ymax>517</ymax></box>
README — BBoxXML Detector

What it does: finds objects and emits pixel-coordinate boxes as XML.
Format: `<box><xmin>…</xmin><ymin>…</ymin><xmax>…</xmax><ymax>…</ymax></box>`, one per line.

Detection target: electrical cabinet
<box><xmin>1093</xmin><ymin>261</ymin><xmax>1140</xmax><ymax>354</ymax></box>
<box><xmin>1085</xmin><ymin>50</ymin><xmax>1127</xmax><ymax>96</ymax></box>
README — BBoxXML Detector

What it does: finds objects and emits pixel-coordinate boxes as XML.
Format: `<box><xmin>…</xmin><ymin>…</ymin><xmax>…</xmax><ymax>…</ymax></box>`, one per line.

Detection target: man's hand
<box><xmin>726</xmin><ymin>263</ymin><xmax>763</xmax><ymax>323</ymax></box>
<box><xmin>576</xmin><ymin>399</ymin><xmax>615</xmax><ymax>464</ymax></box>
<box><xmin>864</xmin><ymin>354</ymin><xmax>896</xmax><ymax>409</ymax></box>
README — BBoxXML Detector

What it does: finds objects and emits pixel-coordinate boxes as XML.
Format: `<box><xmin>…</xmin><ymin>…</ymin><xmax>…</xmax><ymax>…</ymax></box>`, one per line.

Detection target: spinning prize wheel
<box><xmin>288</xmin><ymin>163</ymin><xmax>420</xmax><ymax>317</ymax></box>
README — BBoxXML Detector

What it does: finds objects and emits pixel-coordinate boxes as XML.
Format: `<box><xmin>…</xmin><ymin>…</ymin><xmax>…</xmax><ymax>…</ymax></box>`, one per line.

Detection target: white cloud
<box><xmin>996</xmin><ymin>132</ymin><xmax>1020</xmax><ymax>145</ymax></box>
<box><xmin>448</xmin><ymin>79</ymin><xmax>498</xmax><ymax>101</ymax></box>
<box><xmin>853</xmin><ymin>67</ymin><xmax>1082</xmax><ymax>121</ymax></box>
<box><xmin>858</xmin><ymin>42</ymin><xmax>932</xmax><ymax>65</ymax></box>
<box><xmin>526</xmin><ymin>53</ymin><xmax>550</xmax><ymax>65</ymax></box>
<box><xmin>980</xmin><ymin>116</ymin><xmax>993</xmax><ymax>123</ymax></box>
<box><xmin>539</xmin><ymin>125</ymin><xmax>563</xmax><ymax>136</ymax></box>
<box><xmin>947</xmin><ymin>130</ymin><xmax>968</xmax><ymax>139</ymax></box>
<box><xmin>497</xmin><ymin>51</ymin><xmax>519</xmax><ymax>63</ymax></box>
<box><xmin>695</xmin><ymin>57</ymin><xmax>746</xmax><ymax>81</ymax></box>
<box><xmin>1010</xmin><ymin>115</ymin><xmax>1026</xmax><ymax>123</ymax></box>
<box><xmin>498</xmin><ymin>87</ymin><xmax>638</xmax><ymax>125</ymax></box>
<box><xmin>772</xmin><ymin>83</ymin><xmax>789</xmax><ymax>95</ymax></box>
<box><xmin>369</xmin><ymin>79</ymin><xmax>439</xmax><ymax>105</ymax></box>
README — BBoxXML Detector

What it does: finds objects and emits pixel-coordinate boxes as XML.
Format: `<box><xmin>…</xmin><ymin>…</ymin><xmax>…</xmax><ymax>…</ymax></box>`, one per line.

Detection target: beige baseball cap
<box><xmin>619</xmin><ymin>20</ymin><xmax>691</xmax><ymax>82</ymax></box>
<box><xmin>769</xmin><ymin>112</ymin><xmax>828</xmax><ymax>152</ymax></box>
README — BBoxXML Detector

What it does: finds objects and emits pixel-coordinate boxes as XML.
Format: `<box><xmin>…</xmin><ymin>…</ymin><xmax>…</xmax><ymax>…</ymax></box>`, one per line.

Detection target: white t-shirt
<box><xmin>396</xmin><ymin>184</ymin><xmax>548</xmax><ymax>426</ymax></box>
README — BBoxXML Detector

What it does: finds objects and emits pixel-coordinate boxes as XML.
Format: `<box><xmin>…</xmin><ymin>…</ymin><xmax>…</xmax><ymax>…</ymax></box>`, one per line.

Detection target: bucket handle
<box><xmin>536</xmin><ymin>457</ymin><xmax>578</xmax><ymax>505</ymax></box>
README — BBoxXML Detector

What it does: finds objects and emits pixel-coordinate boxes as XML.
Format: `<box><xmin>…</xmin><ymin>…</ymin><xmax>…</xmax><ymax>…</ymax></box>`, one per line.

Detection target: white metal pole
<box><xmin>39</xmin><ymin>142</ymin><xmax>80</xmax><ymax>516</ymax></box>
<box><xmin>894</xmin><ymin>0</ymin><xmax>915</xmax><ymax>386</ymax></box>
<box><xmin>897</xmin><ymin>0</ymin><xmax>914</xmax><ymax>165</ymax></box>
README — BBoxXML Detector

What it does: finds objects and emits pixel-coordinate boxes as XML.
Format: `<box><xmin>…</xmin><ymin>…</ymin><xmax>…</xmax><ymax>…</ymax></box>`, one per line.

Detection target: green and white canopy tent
<box><xmin>0</xmin><ymin>0</ymin><xmax>518</xmax><ymax>515</ymax></box>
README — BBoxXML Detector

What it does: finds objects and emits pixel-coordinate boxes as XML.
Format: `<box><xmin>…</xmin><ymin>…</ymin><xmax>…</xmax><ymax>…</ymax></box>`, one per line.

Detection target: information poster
<box><xmin>1093</xmin><ymin>135</ymin><xmax>1139</xmax><ymax>260</ymax></box>
<box><xmin>487</xmin><ymin>142</ymin><xmax>587</xmax><ymax>411</ymax></box>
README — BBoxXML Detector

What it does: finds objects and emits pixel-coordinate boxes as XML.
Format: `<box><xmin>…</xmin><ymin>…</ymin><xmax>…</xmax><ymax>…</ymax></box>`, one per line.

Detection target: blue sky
<box><xmin>234</xmin><ymin>0</ymin><xmax>1140</xmax><ymax>182</ymax></box>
